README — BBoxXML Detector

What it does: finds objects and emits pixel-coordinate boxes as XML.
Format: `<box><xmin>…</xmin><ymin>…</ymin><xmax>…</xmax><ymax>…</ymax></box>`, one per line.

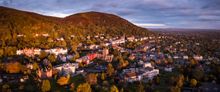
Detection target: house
<box><xmin>101</xmin><ymin>55</ymin><xmax>114</xmax><ymax>62</ymax></box>
<box><xmin>42</xmin><ymin>33</ymin><xmax>49</xmax><ymax>37</ymax></box>
<box><xmin>183</xmin><ymin>55</ymin><xmax>189</xmax><ymax>59</ymax></box>
<box><xmin>122</xmin><ymin>67</ymin><xmax>159</xmax><ymax>82</ymax></box>
<box><xmin>194</xmin><ymin>55</ymin><xmax>203</xmax><ymax>61</ymax></box>
<box><xmin>53</xmin><ymin>63</ymin><xmax>78</xmax><ymax>76</ymax></box>
<box><xmin>102</xmin><ymin>48</ymin><xmax>109</xmax><ymax>56</ymax></box>
<box><xmin>129</xmin><ymin>54</ymin><xmax>136</xmax><ymax>60</ymax></box>
<box><xmin>49</xmin><ymin>48</ymin><xmax>68</xmax><ymax>56</ymax></box>
<box><xmin>127</xmin><ymin>36</ymin><xmax>135</xmax><ymax>41</ymax></box>
<box><xmin>16</xmin><ymin>48</ymin><xmax>41</xmax><ymax>57</ymax></box>
<box><xmin>164</xmin><ymin>67</ymin><xmax>173</xmax><ymax>72</ymax></box>
<box><xmin>0</xmin><ymin>74</ymin><xmax>27</xmax><ymax>83</ymax></box>
<box><xmin>56</xmin><ymin>37</ymin><xmax>64</xmax><ymax>41</ymax></box>
<box><xmin>58</xmin><ymin>55</ymin><xmax>67</xmax><ymax>62</ymax></box>
<box><xmin>37</xmin><ymin>68</ymin><xmax>53</xmax><ymax>79</ymax></box>
<box><xmin>17</xmin><ymin>34</ymin><xmax>26</xmax><ymax>37</ymax></box>
<box><xmin>26</xmin><ymin>63</ymin><xmax>33</xmax><ymax>70</ymax></box>
<box><xmin>76</xmin><ymin>53</ymin><xmax>97</xmax><ymax>64</ymax></box>
<box><xmin>111</xmin><ymin>36</ymin><xmax>126</xmax><ymax>45</ymax></box>
<box><xmin>143</xmin><ymin>62</ymin><xmax>153</xmax><ymax>68</ymax></box>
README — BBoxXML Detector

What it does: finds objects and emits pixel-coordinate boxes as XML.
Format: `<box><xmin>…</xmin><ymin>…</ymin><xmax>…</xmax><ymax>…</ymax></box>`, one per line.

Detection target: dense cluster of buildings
<box><xmin>121</xmin><ymin>62</ymin><xmax>159</xmax><ymax>82</ymax></box>
<box><xmin>16</xmin><ymin>48</ymin><xmax>68</xmax><ymax>57</ymax></box>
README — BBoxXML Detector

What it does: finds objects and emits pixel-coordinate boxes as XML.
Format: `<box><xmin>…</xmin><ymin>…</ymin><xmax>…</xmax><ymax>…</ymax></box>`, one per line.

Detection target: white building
<box><xmin>164</xmin><ymin>67</ymin><xmax>173</xmax><ymax>72</ymax></box>
<box><xmin>47</xmin><ymin>48</ymin><xmax>68</xmax><ymax>56</ymax></box>
<box><xmin>194</xmin><ymin>55</ymin><xmax>203</xmax><ymax>61</ymax></box>
<box><xmin>54</xmin><ymin>63</ymin><xmax>78</xmax><ymax>75</ymax></box>
<box><xmin>122</xmin><ymin>67</ymin><xmax>159</xmax><ymax>82</ymax></box>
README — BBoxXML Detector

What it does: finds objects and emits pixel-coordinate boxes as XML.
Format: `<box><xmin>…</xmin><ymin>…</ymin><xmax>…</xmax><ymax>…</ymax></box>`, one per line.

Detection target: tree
<box><xmin>41</xmin><ymin>80</ymin><xmax>51</xmax><ymax>92</ymax></box>
<box><xmin>4</xmin><ymin>47</ymin><xmax>16</xmax><ymax>56</ymax></box>
<box><xmin>0</xmin><ymin>48</ymin><xmax>3</xmax><ymax>57</ymax></box>
<box><xmin>170</xmin><ymin>86</ymin><xmax>181</xmax><ymax>92</ymax></box>
<box><xmin>176</xmin><ymin>74</ymin><xmax>184</xmax><ymax>88</ymax></box>
<box><xmin>137</xmin><ymin>83</ymin><xmax>145</xmax><ymax>92</ymax></box>
<box><xmin>39</xmin><ymin>51</ymin><xmax>48</xmax><ymax>60</ymax></box>
<box><xmin>192</xmin><ymin>67</ymin><xmax>204</xmax><ymax>81</ymax></box>
<box><xmin>33</xmin><ymin>62</ymin><xmax>39</xmax><ymax>70</ymax></box>
<box><xmin>190</xmin><ymin>58</ymin><xmax>197</xmax><ymax>66</ymax></box>
<box><xmin>110</xmin><ymin>85</ymin><xmax>119</xmax><ymax>92</ymax></box>
<box><xmin>48</xmin><ymin>54</ymin><xmax>56</xmax><ymax>63</ymax></box>
<box><xmin>57</xmin><ymin>74</ymin><xmax>70</xmax><ymax>86</ymax></box>
<box><xmin>120</xmin><ymin>88</ymin><xmax>124</xmax><ymax>92</ymax></box>
<box><xmin>118</xmin><ymin>56</ymin><xmax>129</xmax><ymax>69</ymax></box>
<box><xmin>86</xmin><ymin>73</ymin><xmax>97</xmax><ymax>85</ymax></box>
<box><xmin>72</xmin><ymin>51</ymin><xmax>80</xmax><ymax>61</ymax></box>
<box><xmin>5</xmin><ymin>62</ymin><xmax>22</xmax><ymax>73</ymax></box>
<box><xmin>154</xmin><ymin>76</ymin><xmax>160</xmax><ymax>85</ymax></box>
<box><xmin>190</xmin><ymin>79</ymin><xmax>197</xmax><ymax>87</ymax></box>
<box><xmin>101</xmin><ymin>72</ymin><xmax>106</xmax><ymax>80</ymax></box>
<box><xmin>77</xmin><ymin>82</ymin><xmax>92</xmax><ymax>92</ymax></box>
<box><xmin>107</xmin><ymin>63</ymin><xmax>114</xmax><ymax>76</ymax></box>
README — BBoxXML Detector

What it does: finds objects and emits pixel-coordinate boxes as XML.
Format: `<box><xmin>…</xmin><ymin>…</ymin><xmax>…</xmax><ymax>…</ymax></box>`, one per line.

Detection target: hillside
<box><xmin>0</xmin><ymin>6</ymin><xmax>151</xmax><ymax>50</ymax></box>
<box><xmin>0</xmin><ymin>6</ymin><xmax>150</xmax><ymax>38</ymax></box>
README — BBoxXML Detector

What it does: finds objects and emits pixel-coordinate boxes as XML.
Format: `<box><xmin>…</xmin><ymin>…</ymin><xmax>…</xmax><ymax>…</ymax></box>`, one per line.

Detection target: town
<box><xmin>0</xmin><ymin>31</ymin><xmax>220</xmax><ymax>92</ymax></box>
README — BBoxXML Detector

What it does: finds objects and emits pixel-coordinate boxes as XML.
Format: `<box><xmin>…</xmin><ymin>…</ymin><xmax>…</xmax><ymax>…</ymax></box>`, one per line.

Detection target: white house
<box><xmin>194</xmin><ymin>55</ymin><xmax>203</xmax><ymax>61</ymax></box>
<box><xmin>122</xmin><ymin>67</ymin><xmax>159</xmax><ymax>82</ymax></box>
<box><xmin>54</xmin><ymin>63</ymin><xmax>78</xmax><ymax>75</ymax></box>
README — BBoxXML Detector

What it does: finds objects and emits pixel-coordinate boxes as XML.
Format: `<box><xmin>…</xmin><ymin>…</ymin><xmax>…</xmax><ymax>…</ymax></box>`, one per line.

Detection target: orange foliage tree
<box><xmin>5</xmin><ymin>62</ymin><xmax>23</xmax><ymax>73</ymax></box>
<box><xmin>57</xmin><ymin>74</ymin><xmax>70</xmax><ymax>86</ymax></box>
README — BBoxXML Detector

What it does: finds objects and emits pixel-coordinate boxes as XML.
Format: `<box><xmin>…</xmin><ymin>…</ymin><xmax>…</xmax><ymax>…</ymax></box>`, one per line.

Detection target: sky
<box><xmin>0</xmin><ymin>0</ymin><xmax>220</xmax><ymax>29</ymax></box>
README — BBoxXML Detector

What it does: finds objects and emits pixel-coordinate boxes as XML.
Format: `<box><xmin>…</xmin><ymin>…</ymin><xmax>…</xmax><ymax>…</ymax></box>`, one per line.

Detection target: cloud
<box><xmin>135</xmin><ymin>23</ymin><xmax>168</xmax><ymax>28</ymax></box>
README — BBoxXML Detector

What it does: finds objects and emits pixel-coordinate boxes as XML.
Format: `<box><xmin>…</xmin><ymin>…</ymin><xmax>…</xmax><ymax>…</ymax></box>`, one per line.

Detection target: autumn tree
<box><xmin>77</xmin><ymin>82</ymin><xmax>92</xmax><ymax>92</ymax></box>
<box><xmin>101</xmin><ymin>72</ymin><xmax>106</xmax><ymax>80</ymax></box>
<box><xmin>57</xmin><ymin>74</ymin><xmax>70</xmax><ymax>86</ymax></box>
<box><xmin>176</xmin><ymin>74</ymin><xmax>184</xmax><ymax>88</ymax></box>
<box><xmin>5</xmin><ymin>62</ymin><xmax>22</xmax><ymax>73</ymax></box>
<box><xmin>41</xmin><ymin>80</ymin><xmax>51</xmax><ymax>92</ymax></box>
<box><xmin>192</xmin><ymin>67</ymin><xmax>204</xmax><ymax>81</ymax></box>
<box><xmin>4</xmin><ymin>47</ymin><xmax>16</xmax><ymax>56</ymax></box>
<box><xmin>48</xmin><ymin>54</ymin><xmax>56</xmax><ymax>63</ymax></box>
<box><xmin>86</xmin><ymin>73</ymin><xmax>97</xmax><ymax>85</ymax></box>
<box><xmin>118</xmin><ymin>56</ymin><xmax>129</xmax><ymax>69</ymax></box>
<box><xmin>170</xmin><ymin>86</ymin><xmax>181</xmax><ymax>92</ymax></box>
<box><xmin>137</xmin><ymin>83</ymin><xmax>145</xmax><ymax>92</ymax></box>
<box><xmin>0</xmin><ymin>48</ymin><xmax>3</xmax><ymax>57</ymax></box>
<box><xmin>107</xmin><ymin>63</ymin><xmax>114</xmax><ymax>76</ymax></box>
<box><xmin>110</xmin><ymin>85</ymin><xmax>119</xmax><ymax>92</ymax></box>
<box><xmin>190</xmin><ymin>79</ymin><xmax>197</xmax><ymax>87</ymax></box>
<box><xmin>33</xmin><ymin>62</ymin><xmax>39</xmax><ymax>70</ymax></box>
<box><xmin>39</xmin><ymin>51</ymin><xmax>48</xmax><ymax>60</ymax></box>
